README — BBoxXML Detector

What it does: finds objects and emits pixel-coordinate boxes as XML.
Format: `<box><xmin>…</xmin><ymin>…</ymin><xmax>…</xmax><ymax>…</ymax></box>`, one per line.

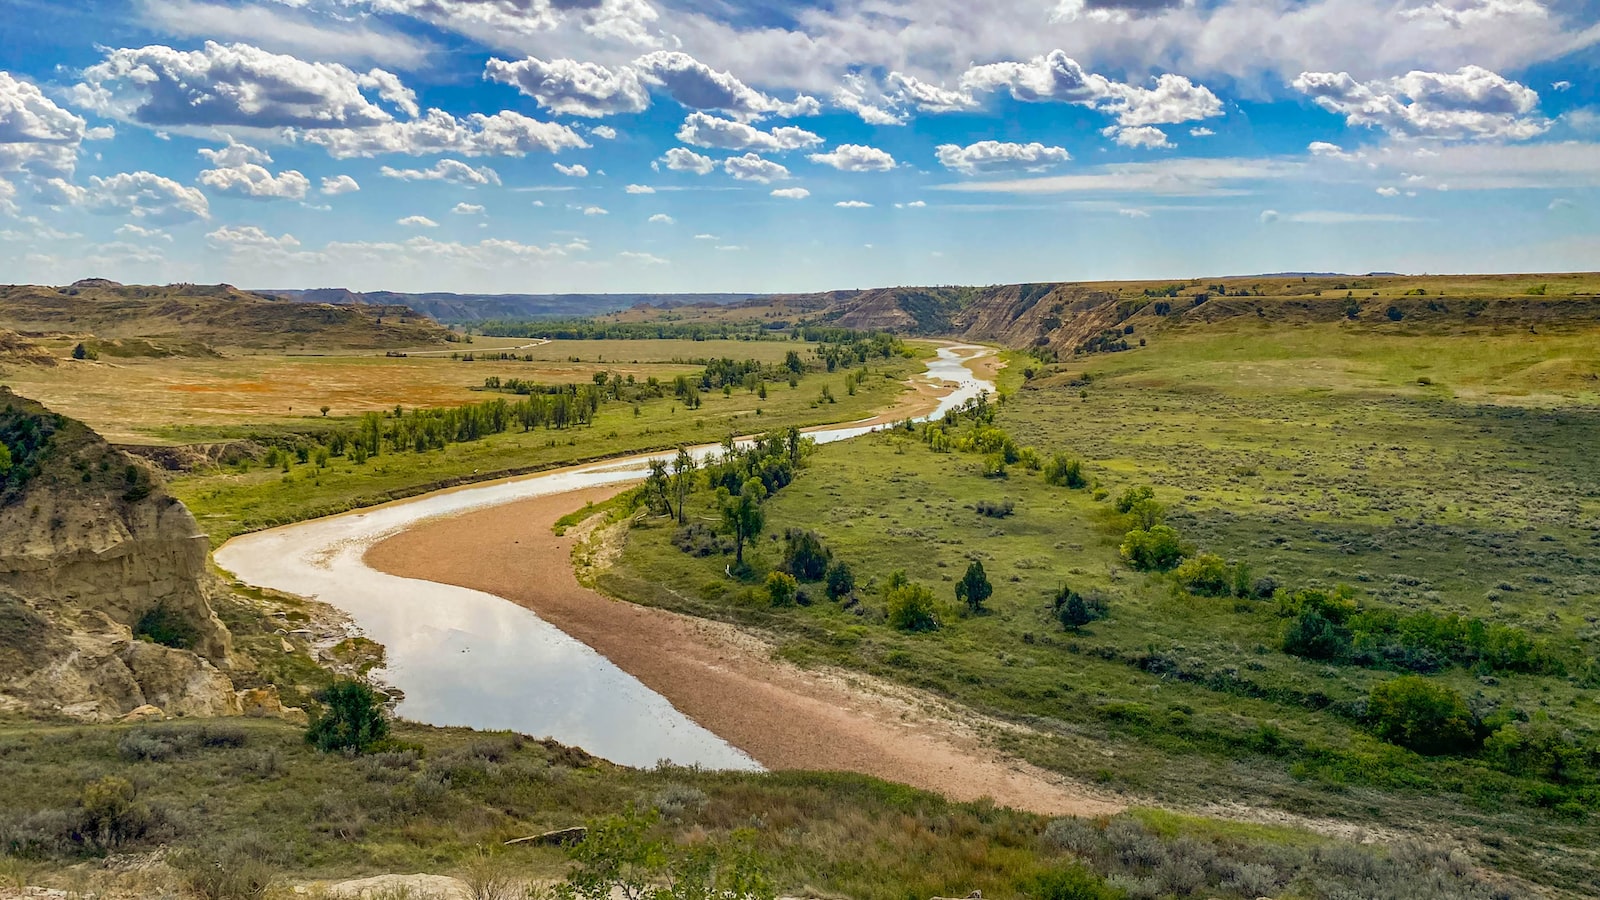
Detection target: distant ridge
<box><xmin>260</xmin><ymin>288</ymin><xmax>765</xmax><ymax>323</ymax></box>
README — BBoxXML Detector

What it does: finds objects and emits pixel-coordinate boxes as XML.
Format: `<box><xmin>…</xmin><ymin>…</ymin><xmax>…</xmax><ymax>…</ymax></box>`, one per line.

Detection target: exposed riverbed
<box><xmin>215</xmin><ymin>345</ymin><xmax>994</xmax><ymax>770</ymax></box>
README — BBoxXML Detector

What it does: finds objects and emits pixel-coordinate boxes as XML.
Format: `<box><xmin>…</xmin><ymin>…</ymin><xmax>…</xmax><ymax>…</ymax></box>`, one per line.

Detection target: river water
<box><xmin>215</xmin><ymin>345</ymin><xmax>994</xmax><ymax>770</ymax></box>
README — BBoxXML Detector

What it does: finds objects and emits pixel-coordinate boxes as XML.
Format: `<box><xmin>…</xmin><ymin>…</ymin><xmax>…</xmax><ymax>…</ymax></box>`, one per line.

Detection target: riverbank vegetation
<box><xmin>601</xmin><ymin>319</ymin><xmax>1600</xmax><ymax>895</ymax></box>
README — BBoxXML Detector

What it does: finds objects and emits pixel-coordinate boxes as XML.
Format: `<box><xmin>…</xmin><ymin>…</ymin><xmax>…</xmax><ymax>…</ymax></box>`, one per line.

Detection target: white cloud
<box><xmin>591</xmin><ymin>125</ymin><xmax>618</xmax><ymax>139</ymax></box>
<box><xmin>619</xmin><ymin>250</ymin><xmax>669</xmax><ymax>264</ymax></box>
<box><xmin>1293</xmin><ymin>66</ymin><xmax>1547</xmax><ymax>141</ymax></box>
<box><xmin>633</xmin><ymin>50</ymin><xmax>819</xmax><ymax>121</ymax></box>
<box><xmin>1363</xmin><ymin>140</ymin><xmax>1600</xmax><ymax>190</ymax></box>
<box><xmin>659</xmin><ymin>147</ymin><xmax>716</xmax><ymax>175</ymax></box>
<box><xmin>205</xmin><ymin>224</ymin><xmax>300</xmax><ymax>250</ymax></box>
<box><xmin>715</xmin><ymin>244</ymin><xmax>744</xmax><ymax>251</ymax></box>
<box><xmin>835</xmin><ymin>200</ymin><xmax>872</xmax><ymax>208</ymax></box>
<box><xmin>138</xmin><ymin>0</ymin><xmax>432</xmax><ymax>68</ymax></box>
<box><xmin>87</xmin><ymin>171</ymin><xmax>210</xmax><ymax>223</ymax></box>
<box><xmin>379</xmin><ymin>159</ymin><xmax>502</xmax><ymax>185</ymax></box>
<box><xmin>198</xmin><ymin>163</ymin><xmax>311</xmax><ymax>200</ymax></box>
<box><xmin>1052</xmin><ymin>0</ymin><xmax>1188</xmax><ymax>22</ymax></box>
<box><xmin>303</xmin><ymin>109</ymin><xmax>588</xmax><ymax>158</ymax></box>
<box><xmin>833</xmin><ymin>73</ymin><xmax>906</xmax><ymax>125</ymax></box>
<box><xmin>452</xmin><ymin>202</ymin><xmax>485</xmax><ymax>215</ymax></box>
<box><xmin>398</xmin><ymin>215</ymin><xmax>439</xmax><ymax>227</ymax></box>
<box><xmin>1105</xmin><ymin>125</ymin><xmax>1173</xmax><ymax>148</ymax></box>
<box><xmin>887</xmin><ymin>72</ymin><xmax>979</xmax><ymax>114</ymax></box>
<box><xmin>626</xmin><ymin>184</ymin><xmax>655</xmax><ymax>193</ymax></box>
<box><xmin>675</xmin><ymin>112</ymin><xmax>822</xmax><ymax>152</ymax></box>
<box><xmin>808</xmin><ymin>144</ymin><xmax>896</xmax><ymax>172</ymax></box>
<box><xmin>1400</xmin><ymin>0</ymin><xmax>1548</xmax><ymax>28</ymax></box>
<box><xmin>1549</xmin><ymin>197</ymin><xmax>1574</xmax><ymax>210</ymax></box>
<box><xmin>724</xmin><ymin>153</ymin><xmax>790</xmax><ymax>182</ymax></box>
<box><xmin>1376</xmin><ymin>186</ymin><xmax>1401</xmax><ymax>196</ymax></box>
<box><xmin>364</xmin><ymin>0</ymin><xmax>661</xmax><ymax>51</ymax></box>
<box><xmin>694</xmin><ymin>233</ymin><xmax>719</xmax><ymax>239</ymax></box>
<box><xmin>1118</xmin><ymin>207</ymin><xmax>1150</xmax><ymax>217</ymax></box>
<box><xmin>1308</xmin><ymin>141</ymin><xmax>1364</xmax><ymax>161</ymax></box>
<box><xmin>583</xmin><ymin>206</ymin><xmax>609</xmax><ymax>215</ymax></box>
<box><xmin>959</xmin><ymin>50</ymin><xmax>1221</xmax><ymax>128</ymax></box>
<box><xmin>1280</xmin><ymin>210</ymin><xmax>1425</xmax><ymax>223</ymax></box>
<box><xmin>1190</xmin><ymin>127</ymin><xmax>1215</xmax><ymax>137</ymax></box>
<box><xmin>485</xmin><ymin>56</ymin><xmax>650</xmax><ymax>117</ymax></box>
<box><xmin>116</xmin><ymin>223</ymin><xmax>171</xmax><ymax>241</ymax></box>
<box><xmin>936</xmin><ymin>156</ymin><xmax>1301</xmax><ymax>196</ymax></box>
<box><xmin>196</xmin><ymin>139</ymin><xmax>271</xmax><ymax>168</ymax></box>
<box><xmin>1260</xmin><ymin>209</ymin><xmax>1281</xmax><ymax>223</ymax></box>
<box><xmin>1552</xmin><ymin>80</ymin><xmax>1572</xmax><ymax>92</ymax></box>
<box><xmin>71</xmin><ymin>41</ymin><xmax>414</xmax><ymax>128</ymax></box>
<box><xmin>894</xmin><ymin>199</ymin><xmax>927</xmax><ymax>208</ymax></box>
<box><xmin>648</xmin><ymin>213</ymin><xmax>675</xmax><ymax>224</ymax></box>
<box><xmin>0</xmin><ymin>71</ymin><xmax>88</xmax><ymax>182</ymax></box>
<box><xmin>770</xmin><ymin>187</ymin><xmax>810</xmax><ymax>199</ymax></box>
<box><xmin>554</xmin><ymin>162</ymin><xmax>590</xmax><ymax>177</ymax></box>
<box><xmin>321</xmin><ymin>174</ymin><xmax>360</xmax><ymax>195</ymax></box>
<box><xmin>935</xmin><ymin>140</ymin><xmax>1071</xmax><ymax>174</ymax></box>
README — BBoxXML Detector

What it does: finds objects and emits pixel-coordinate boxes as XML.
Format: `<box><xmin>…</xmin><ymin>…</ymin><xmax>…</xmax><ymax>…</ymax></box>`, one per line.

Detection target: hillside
<box><xmin>0</xmin><ymin>281</ymin><xmax>454</xmax><ymax>352</ymax></box>
<box><xmin>263</xmin><ymin>288</ymin><xmax>763</xmax><ymax>323</ymax></box>
<box><xmin>603</xmin><ymin>273</ymin><xmax>1600</xmax><ymax>352</ymax></box>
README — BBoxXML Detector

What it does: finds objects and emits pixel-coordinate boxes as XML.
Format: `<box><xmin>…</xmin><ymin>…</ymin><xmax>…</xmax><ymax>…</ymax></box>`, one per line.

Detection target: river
<box><xmin>214</xmin><ymin>344</ymin><xmax>994</xmax><ymax>770</ymax></box>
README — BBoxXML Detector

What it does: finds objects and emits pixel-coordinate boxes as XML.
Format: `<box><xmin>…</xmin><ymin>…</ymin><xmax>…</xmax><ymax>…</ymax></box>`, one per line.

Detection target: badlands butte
<box><xmin>1</xmin><ymin>272</ymin><xmax>1599</xmax><ymax>899</ymax></box>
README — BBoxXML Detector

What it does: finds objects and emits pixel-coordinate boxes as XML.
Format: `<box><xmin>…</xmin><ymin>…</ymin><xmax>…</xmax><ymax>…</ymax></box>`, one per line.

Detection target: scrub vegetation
<box><xmin>603</xmin><ymin>318</ymin><xmax>1600</xmax><ymax>895</ymax></box>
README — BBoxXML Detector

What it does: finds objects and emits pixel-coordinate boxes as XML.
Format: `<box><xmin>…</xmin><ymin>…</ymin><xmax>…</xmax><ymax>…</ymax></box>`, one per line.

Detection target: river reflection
<box><xmin>215</xmin><ymin>344</ymin><xmax>994</xmax><ymax>770</ymax></box>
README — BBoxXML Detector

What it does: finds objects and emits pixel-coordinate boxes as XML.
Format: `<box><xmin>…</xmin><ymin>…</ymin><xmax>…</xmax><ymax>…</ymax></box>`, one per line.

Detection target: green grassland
<box><xmin>601</xmin><ymin>321</ymin><xmax>1600</xmax><ymax>894</ymax></box>
<box><xmin>170</xmin><ymin>346</ymin><xmax>926</xmax><ymax>544</ymax></box>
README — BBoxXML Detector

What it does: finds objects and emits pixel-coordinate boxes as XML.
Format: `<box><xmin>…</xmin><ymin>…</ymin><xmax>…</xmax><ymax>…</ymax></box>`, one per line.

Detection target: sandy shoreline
<box><xmin>366</xmin><ymin>484</ymin><xmax>1122</xmax><ymax>817</ymax></box>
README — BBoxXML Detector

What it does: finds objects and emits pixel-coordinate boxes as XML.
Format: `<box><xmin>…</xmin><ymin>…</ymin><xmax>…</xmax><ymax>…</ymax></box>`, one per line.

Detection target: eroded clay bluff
<box><xmin>0</xmin><ymin>386</ymin><xmax>298</xmax><ymax>723</ymax></box>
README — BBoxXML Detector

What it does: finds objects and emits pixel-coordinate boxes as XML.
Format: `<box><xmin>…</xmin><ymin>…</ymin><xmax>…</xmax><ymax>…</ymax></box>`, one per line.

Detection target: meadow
<box><xmin>602</xmin><ymin>319</ymin><xmax>1600</xmax><ymax>895</ymax></box>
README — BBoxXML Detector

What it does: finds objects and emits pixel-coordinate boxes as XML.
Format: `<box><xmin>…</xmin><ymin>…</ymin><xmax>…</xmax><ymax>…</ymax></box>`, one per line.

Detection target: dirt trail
<box><xmin>366</xmin><ymin>485</ymin><xmax>1123</xmax><ymax>818</ymax></box>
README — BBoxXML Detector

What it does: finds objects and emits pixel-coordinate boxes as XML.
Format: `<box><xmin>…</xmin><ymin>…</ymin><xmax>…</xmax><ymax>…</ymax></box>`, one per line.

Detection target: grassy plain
<box><xmin>603</xmin><ymin>320</ymin><xmax>1600</xmax><ymax>894</ymax></box>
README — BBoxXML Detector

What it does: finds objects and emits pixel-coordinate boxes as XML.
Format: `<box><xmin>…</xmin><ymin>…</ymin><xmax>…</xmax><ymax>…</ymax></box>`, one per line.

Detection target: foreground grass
<box><xmin>0</xmin><ymin>717</ymin><xmax>1527</xmax><ymax>900</ymax></box>
<box><xmin>602</xmin><ymin>320</ymin><xmax>1600</xmax><ymax>895</ymax></box>
<box><xmin>169</xmin><ymin>350</ymin><xmax>924</xmax><ymax>544</ymax></box>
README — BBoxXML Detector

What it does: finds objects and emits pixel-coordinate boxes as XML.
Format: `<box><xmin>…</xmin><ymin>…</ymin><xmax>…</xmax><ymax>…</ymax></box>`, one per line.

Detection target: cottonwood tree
<box><xmin>718</xmin><ymin>477</ymin><xmax>767</xmax><ymax>565</ymax></box>
<box><xmin>671</xmin><ymin>447</ymin><xmax>697</xmax><ymax>524</ymax></box>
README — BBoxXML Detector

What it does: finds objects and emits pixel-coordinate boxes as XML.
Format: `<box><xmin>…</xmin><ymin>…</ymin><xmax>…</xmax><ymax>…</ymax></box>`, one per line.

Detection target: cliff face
<box><xmin>0</xmin><ymin>388</ymin><xmax>264</xmax><ymax>721</ymax></box>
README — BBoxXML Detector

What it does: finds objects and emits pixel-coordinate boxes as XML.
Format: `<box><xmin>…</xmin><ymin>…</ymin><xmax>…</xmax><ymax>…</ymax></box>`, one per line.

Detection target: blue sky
<box><xmin>0</xmin><ymin>0</ymin><xmax>1596</xmax><ymax>293</ymax></box>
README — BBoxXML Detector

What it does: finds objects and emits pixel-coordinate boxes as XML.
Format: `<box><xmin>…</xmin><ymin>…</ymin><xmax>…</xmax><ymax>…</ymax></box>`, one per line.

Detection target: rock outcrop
<box><xmin>0</xmin><ymin>388</ymin><xmax>277</xmax><ymax>722</ymax></box>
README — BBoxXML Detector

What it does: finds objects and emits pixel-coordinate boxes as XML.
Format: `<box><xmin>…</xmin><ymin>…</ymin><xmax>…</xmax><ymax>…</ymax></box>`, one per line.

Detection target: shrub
<box><xmin>1053</xmin><ymin>585</ymin><xmax>1109</xmax><ymax>630</ymax></box>
<box><xmin>1120</xmin><ymin>525</ymin><xmax>1185</xmax><ymax>571</ymax></box>
<box><xmin>1282</xmin><ymin>611</ymin><xmax>1351</xmax><ymax>660</ymax></box>
<box><xmin>672</xmin><ymin>522</ymin><xmax>729</xmax><ymax>557</ymax></box>
<box><xmin>1367</xmin><ymin>676</ymin><xmax>1478</xmax><ymax>755</ymax></box>
<box><xmin>980</xmin><ymin>452</ymin><xmax>1008</xmax><ymax>478</ymax></box>
<box><xmin>1044</xmin><ymin>453</ymin><xmax>1087</xmax><ymax>488</ymax></box>
<box><xmin>780</xmin><ymin>528</ymin><xmax>831</xmax><ymax>581</ymax></box>
<box><xmin>1276</xmin><ymin>586</ymin><xmax>1358</xmax><ymax>625</ymax></box>
<box><xmin>134</xmin><ymin>604</ymin><xmax>199</xmax><ymax>650</ymax></box>
<box><xmin>305</xmin><ymin>681</ymin><xmax>389</xmax><ymax>754</ymax></box>
<box><xmin>80</xmin><ymin>776</ymin><xmax>159</xmax><ymax>850</ymax></box>
<box><xmin>765</xmin><ymin>571</ymin><xmax>799</xmax><ymax>607</ymax></box>
<box><xmin>887</xmin><ymin>583</ymin><xmax>940</xmax><ymax>633</ymax></box>
<box><xmin>955</xmin><ymin>560</ymin><xmax>993</xmax><ymax>614</ymax></box>
<box><xmin>1174</xmin><ymin>553</ymin><xmax>1233</xmax><ymax>596</ymax></box>
<box><xmin>975</xmin><ymin>498</ymin><xmax>1014</xmax><ymax>518</ymax></box>
<box><xmin>824</xmin><ymin>561</ymin><xmax>855</xmax><ymax>600</ymax></box>
<box><xmin>1025</xmin><ymin>864</ymin><xmax>1123</xmax><ymax>900</ymax></box>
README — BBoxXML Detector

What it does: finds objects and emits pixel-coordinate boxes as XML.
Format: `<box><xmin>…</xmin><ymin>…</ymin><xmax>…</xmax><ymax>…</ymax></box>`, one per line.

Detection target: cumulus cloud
<box><xmin>724</xmin><ymin>153</ymin><xmax>790</xmax><ymax>182</ymax></box>
<box><xmin>554</xmin><ymin>162</ymin><xmax>590</xmax><ymax>177</ymax></box>
<box><xmin>197</xmin><ymin>140</ymin><xmax>271</xmax><ymax>168</ymax></box>
<box><xmin>1118</xmin><ymin>207</ymin><xmax>1151</xmax><ymax>217</ymax></box>
<box><xmin>1053</xmin><ymin>0</ymin><xmax>1188</xmax><ymax>22</ymax></box>
<box><xmin>321</xmin><ymin>174</ymin><xmax>360</xmax><ymax>195</ymax></box>
<box><xmin>834</xmin><ymin>74</ymin><xmax>906</xmax><ymax>125</ymax></box>
<box><xmin>808</xmin><ymin>144</ymin><xmax>896</xmax><ymax>172</ymax></box>
<box><xmin>770</xmin><ymin>187</ymin><xmax>810</xmax><ymax>199</ymax></box>
<box><xmin>206</xmin><ymin>224</ymin><xmax>300</xmax><ymax>250</ymax></box>
<box><xmin>896</xmin><ymin>200</ymin><xmax>927</xmax><ymax>208</ymax></box>
<box><xmin>1399</xmin><ymin>0</ymin><xmax>1548</xmax><ymax>28</ymax></box>
<box><xmin>835</xmin><ymin>200</ymin><xmax>872</xmax><ymax>207</ymax></box>
<box><xmin>452</xmin><ymin>202</ymin><xmax>485</xmax><ymax>214</ymax></box>
<box><xmin>1105</xmin><ymin>125</ymin><xmax>1173</xmax><ymax>148</ymax></box>
<box><xmin>1190</xmin><ymin>127</ymin><xmax>1215</xmax><ymax>137</ymax></box>
<box><xmin>485</xmin><ymin>56</ymin><xmax>650</xmax><ymax>117</ymax></box>
<box><xmin>398</xmin><ymin>215</ymin><xmax>439</xmax><ymax>227</ymax></box>
<box><xmin>0</xmin><ymin>71</ymin><xmax>88</xmax><ymax>180</ymax></box>
<box><xmin>625</xmin><ymin>184</ymin><xmax>655</xmax><ymax>193</ymax></box>
<box><xmin>675</xmin><ymin>112</ymin><xmax>822</xmax><ymax>153</ymax></box>
<box><xmin>935</xmin><ymin>140</ymin><xmax>1071</xmax><ymax>174</ymax></box>
<box><xmin>583</xmin><ymin>205</ymin><xmax>609</xmax><ymax>215</ymax></box>
<box><xmin>367</xmin><ymin>0</ymin><xmax>661</xmax><ymax>52</ymax></box>
<box><xmin>591</xmin><ymin>125</ymin><xmax>618</xmax><ymax>139</ymax></box>
<box><xmin>958</xmin><ymin>51</ymin><xmax>1221</xmax><ymax>128</ymax></box>
<box><xmin>198</xmin><ymin>163</ymin><xmax>311</xmax><ymax>200</ymax></box>
<box><xmin>379</xmin><ymin>159</ymin><xmax>503</xmax><ymax>185</ymax></box>
<box><xmin>1376</xmin><ymin>186</ymin><xmax>1401</xmax><ymax>196</ymax></box>
<box><xmin>887</xmin><ymin>72</ymin><xmax>979</xmax><ymax>114</ymax></box>
<box><xmin>1308</xmin><ymin>141</ymin><xmax>1364</xmax><ymax>161</ymax></box>
<box><xmin>619</xmin><ymin>250</ymin><xmax>669</xmax><ymax>264</ymax></box>
<box><xmin>648</xmin><ymin>213</ymin><xmax>675</xmax><ymax>223</ymax></box>
<box><xmin>87</xmin><ymin>171</ymin><xmax>210</xmax><ymax>223</ymax></box>
<box><xmin>302</xmin><ymin>109</ymin><xmax>589</xmax><ymax>158</ymax></box>
<box><xmin>116</xmin><ymin>223</ymin><xmax>171</xmax><ymax>241</ymax></box>
<box><xmin>1293</xmin><ymin>65</ymin><xmax>1547</xmax><ymax>140</ymax></box>
<box><xmin>633</xmin><ymin>51</ymin><xmax>819</xmax><ymax>121</ymax></box>
<box><xmin>659</xmin><ymin>147</ymin><xmax>716</xmax><ymax>174</ymax></box>
<box><xmin>71</xmin><ymin>41</ymin><xmax>415</xmax><ymax>128</ymax></box>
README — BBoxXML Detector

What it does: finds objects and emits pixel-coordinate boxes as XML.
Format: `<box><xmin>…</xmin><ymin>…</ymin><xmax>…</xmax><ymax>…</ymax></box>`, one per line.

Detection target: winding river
<box><xmin>215</xmin><ymin>345</ymin><xmax>994</xmax><ymax>771</ymax></box>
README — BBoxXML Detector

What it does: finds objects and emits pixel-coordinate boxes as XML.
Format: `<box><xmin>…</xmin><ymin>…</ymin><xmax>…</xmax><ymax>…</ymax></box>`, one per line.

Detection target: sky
<box><xmin>0</xmin><ymin>0</ymin><xmax>1597</xmax><ymax>294</ymax></box>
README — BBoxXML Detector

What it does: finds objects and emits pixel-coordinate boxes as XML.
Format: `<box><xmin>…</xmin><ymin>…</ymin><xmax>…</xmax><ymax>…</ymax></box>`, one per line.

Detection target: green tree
<box><xmin>1114</xmin><ymin>485</ymin><xmax>1155</xmax><ymax>513</ymax></box>
<box><xmin>1043</xmin><ymin>453</ymin><xmax>1087</xmax><ymax>488</ymax></box>
<box><xmin>1282</xmin><ymin>611</ymin><xmax>1350</xmax><ymax>660</ymax></box>
<box><xmin>1174</xmin><ymin>552</ymin><xmax>1233</xmax><ymax>596</ymax></box>
<box><xmin>765</xmin><ymin>571</ymin><xmax>798</xmax><ymax>607</ymax></box>
<box><xmin>717</xmin><ymin>478</ymin><xmax>767</xmax><ymax>565</ymax></box>
<box><xmin>1059</xmin><ymin>592</ymin><xmax>1092</xmax><ymax>631</ymax></box>
<box><xmin>0</xmin><ymin>442</ymin><xmax>11</xmax><ymax>479</ymax></box>
<box><xmin>955</xmin><ymin>560</ymin><xmax>992</xmax><ymax>614</ymax></box>
<box><xmin>1367</xmin><ymin>675</ymin><xmax>1478</xmax><ymax>755</ymax></box>
<box><xmin>1120</xmin><ymin>525</ymin><xmax>1185</xmax><ymax>571</ymax></box>
<box><xmin>887</xmin><ymin>582</ymin><xmax>940</xmax><ymax>632</ymax></box>
<box><xmin>781</xmin><ymin>528</ymin><xmax>830</xmax><ymax>581</ymax></box>
<box><xmin>671</xmin><ymin>448</ymin><xmax>697</xmax><ymax>524</ymax></box>
<box><xmin>824</xmin><ymin>560</ymin><xmax>854</xmax><ymax>600</ymax></box>
<box><xmin>305</xmin><ymin>680</ymin><xmax>389</xmax><ymax>754</ymax></box>
<box><xmin>554</xmin><ymin>807</ymin><xmax>774</xmax><ymax>900</ymax></box>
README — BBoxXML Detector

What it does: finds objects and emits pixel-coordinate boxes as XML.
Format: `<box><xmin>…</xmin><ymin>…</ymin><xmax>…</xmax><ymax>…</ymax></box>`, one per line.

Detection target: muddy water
<box><xmin>215</xmin><ymin>344</ymin><xmax>994</xmax><ymax>770</ymax></box>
